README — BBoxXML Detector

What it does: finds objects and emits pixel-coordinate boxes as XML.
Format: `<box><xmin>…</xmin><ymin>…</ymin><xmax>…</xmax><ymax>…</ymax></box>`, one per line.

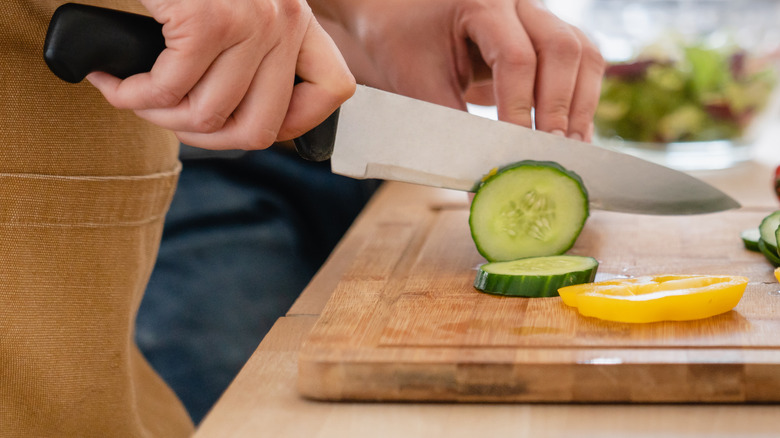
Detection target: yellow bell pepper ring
<box><xmin>558</xmin><ymin>275</ymin><xmax>749</xmax><ymax>323</ymax></box>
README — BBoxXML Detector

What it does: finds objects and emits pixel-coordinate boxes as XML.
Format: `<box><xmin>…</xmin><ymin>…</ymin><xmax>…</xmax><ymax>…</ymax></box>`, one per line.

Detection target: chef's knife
<box><xmin>43</xmin><ymin>3</ymin><xmax>740</xmax><ymax>215</ymax></box>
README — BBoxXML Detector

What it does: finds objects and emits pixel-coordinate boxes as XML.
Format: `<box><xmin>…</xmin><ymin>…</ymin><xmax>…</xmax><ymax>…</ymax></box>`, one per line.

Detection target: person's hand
<box><xmin>312</xmin><ymin>0</ymin><xmax>604</xmax><ymax>142</ymax></box>
<box><xmin>86</xmin><ymin>0</ymin><xmax>355</xmax><ymax>150</ymax></box>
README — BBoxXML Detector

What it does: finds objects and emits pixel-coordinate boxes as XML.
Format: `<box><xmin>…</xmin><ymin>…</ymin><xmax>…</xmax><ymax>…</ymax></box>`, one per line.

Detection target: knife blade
<box><xmin>331</xmin><ymin>86</ymin><xmax>740</xmax><ymax>215</ymax></box>
<box><xmin>43</xmin><ymin>3</ymin><xmax>740</xmax><ymax>215</ymax></box>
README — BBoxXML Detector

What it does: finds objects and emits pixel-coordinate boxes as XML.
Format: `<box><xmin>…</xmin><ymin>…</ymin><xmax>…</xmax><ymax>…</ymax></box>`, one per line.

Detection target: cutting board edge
<box><xmin>297</xmin><ymin>347</ymin><xmax>780</xmax><ymax>403</ymax></box>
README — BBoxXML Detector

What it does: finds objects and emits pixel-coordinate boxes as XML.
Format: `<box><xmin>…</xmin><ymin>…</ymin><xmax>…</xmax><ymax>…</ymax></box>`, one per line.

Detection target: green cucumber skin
<box><xmin>474</xmin><ymin>269</ymin><xmax>596</xmax><ymax>297</ymax></box>
<box><xmin>775</xmin><ymin>227</ymin><xmax>780</xmax><ymax>257</ymax></box>
<box><xmin>741</xmin><ymin>228</ymin><xmax>761</xmax><ymax>252</ymax></box>
<box><xmin>758</xmin><ymin>210</ymin><xmax>780</xmax><ymax>250</ymax></box>
<box><xmin>759</xmin><ymin>239</ymin><xmax>780</xmax><ymax>267</ymax></box>
<box><xmin>469</xmin><ymin>160</ymin><xmax>589</xmax><ymax>262</ymax></box>
<box><xmin>473</xmin><ymin>256</ymin><xmax>599</xmax><ymax>298</ymax></box>
<box><xmin>471</xmin><ymin>160</ymin><xmax>589</xmax><ymax>196</ymax></box>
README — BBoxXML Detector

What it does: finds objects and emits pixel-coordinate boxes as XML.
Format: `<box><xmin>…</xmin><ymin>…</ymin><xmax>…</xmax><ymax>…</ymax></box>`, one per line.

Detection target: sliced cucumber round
<box><xmin>775</xmin><ymin>227</ymin><xmax>780</xmax><ymax>256</ymax></box>
<box><xmin>758</xmin><ymin>210</ymin><xmax>780</xmax><ymax>252</ymax></box>
<box><xmin>474</xmin><ymin>255</ymin><xmax>599</xmax><ymax>297</ymax></box>
<box><xmin>759</xmin><ymin>239</ymin><xmax>780</xmax><ymax>267</ymax></box>
<box><xmin>741</xmin><ymin>228</ymin><xmax>761</xmax><ymax>252</ymax></box>
<box><xmin>469</xmin><ymin>160</ymin><xmax>589</xmax><ymax>262</ymax></box>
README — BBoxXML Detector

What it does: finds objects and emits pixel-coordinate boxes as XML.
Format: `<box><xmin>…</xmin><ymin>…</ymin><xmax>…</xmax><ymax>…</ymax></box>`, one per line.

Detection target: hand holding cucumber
<box><xmin>86</xmin><ymin>0</ymin><xmax>355</xmax><ymax>151</ymax></box>
<box><xmin>311</xmin><ymin>0</ymin><xmax>605</xmax><ymax>141</ymax></box>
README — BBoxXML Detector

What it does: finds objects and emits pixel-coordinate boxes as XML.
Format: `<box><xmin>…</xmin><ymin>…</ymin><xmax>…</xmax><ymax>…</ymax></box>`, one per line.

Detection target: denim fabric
<box><xmin>135</xmin><ymin>147</ymin><xmax>380</xmax><ymax>422</ymax></box>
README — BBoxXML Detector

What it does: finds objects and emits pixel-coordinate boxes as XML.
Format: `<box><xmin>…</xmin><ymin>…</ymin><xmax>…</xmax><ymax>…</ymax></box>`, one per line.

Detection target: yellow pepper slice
<box><xmin>558</xmin><ymin>275</ymin><xmax>748</xmax><ymax>323</ymax></box>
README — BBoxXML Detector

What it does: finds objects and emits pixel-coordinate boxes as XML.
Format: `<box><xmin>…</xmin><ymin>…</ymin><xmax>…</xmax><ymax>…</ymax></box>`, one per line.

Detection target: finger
<box><xmin>88</xmin><ymin>32</ymin><xmax>222</xmax><ymax>111</ymax></box>
<box><xmin>85</xmin><ymin>71</ymin><xmax>122</xmax><ymax>97</ymax></box>
<box><xmin>133</xmin><ymin>40</ymin><xmax>263</xmax><ymax>133</ymax></box>
<box><xmin>277</xmin><ymin>19</ymin><xmax>356</xmax><ymax>140</ymax></box>
<box><xmin>567</xmin><ymin>28</ymin><xmax>605</xmax><ymax>142</ymax></box>
<box><xmin>175</xmin><ymin>45</ymin><xmax>298</xmax><ymax>150</ymax></box>
<box><xmin>516</xmin><ymin>0</ymin><xmax>583</xmax><ymax>138</ymax></box>
<box><xmin>465</xmin><ymin>82</ymin><xmax>496</xmax><ymax>106</ymax></box>
<box><xmin>462</xmin><ymin>41</ymin><xmax>495</xmax><ymax>107</ymax></box>
<box><xmin>464</xmin><ymin>4</ymin><xmax>536</xmax><ymax>128</ymax></box>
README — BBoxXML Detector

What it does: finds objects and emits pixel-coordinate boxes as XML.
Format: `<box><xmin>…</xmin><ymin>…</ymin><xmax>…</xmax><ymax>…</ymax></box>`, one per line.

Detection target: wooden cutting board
<box><xmin>298</xmin><ymin>193</ymin><xmax>780</xmax><ymax>402</ymax></box>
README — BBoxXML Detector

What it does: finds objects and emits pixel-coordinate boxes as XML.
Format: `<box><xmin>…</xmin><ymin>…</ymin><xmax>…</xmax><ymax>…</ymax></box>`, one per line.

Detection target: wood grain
<box><xmin>298</xmin><ymin>201</ymin><xmax>780</xmax><ymax>402</ymax></box>
<box><xmin>196</xmin><ymin>316</ymin><xmax>780</xmax><ymax>438</ymax></box>
<box><xmin>194</xmin><ymin>157</ymin><xmax>780</xmax><ymax>436</ymax></box>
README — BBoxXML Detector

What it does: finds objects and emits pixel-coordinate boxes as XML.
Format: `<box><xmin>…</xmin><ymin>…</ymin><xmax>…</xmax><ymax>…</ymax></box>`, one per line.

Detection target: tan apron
<box><xmin>1</xmin><ymin>1</ymin><xmax>194</xmax><ymax>436</ymax></box>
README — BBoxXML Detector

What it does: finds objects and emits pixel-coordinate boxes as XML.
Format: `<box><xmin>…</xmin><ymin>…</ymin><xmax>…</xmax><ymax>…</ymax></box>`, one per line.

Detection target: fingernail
<box><xmin>551</xmin><ymin>129</ymin><xmax>565</xmax><ymax>137</ymax></box>
<box><xmin>569</xmin><ymin>132</ymin><xmax>583</xmax><ymax>142</ymax></box>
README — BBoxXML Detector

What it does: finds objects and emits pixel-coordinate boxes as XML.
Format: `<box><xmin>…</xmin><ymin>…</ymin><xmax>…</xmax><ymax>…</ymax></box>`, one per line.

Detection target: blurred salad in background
<box><xmin>595</xmin><ymin>40</ymin><xmax>778</xmax><ymax>143</ymax></box>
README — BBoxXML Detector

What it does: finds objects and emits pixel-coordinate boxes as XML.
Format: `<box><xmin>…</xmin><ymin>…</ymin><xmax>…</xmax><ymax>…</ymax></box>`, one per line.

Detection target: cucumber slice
<box><xmin>474</xmin><ymin>255</ymin><xmax>598</xmax><ymax>297</ymax></box>
<box><xmin>759</xmin><ymin>239</ymin><xmax>780</xmax><ymax>267</ymax></box>
<box><xmin>469</xmin><ymin>160</ymin><xmax>589</xmax><ymax>262</ymax></box>
<box><xmin>775</xmin><ymin>227</ymin><xmax>780</xmax><ymax>256</ymax></box>
<box><xmin>758</xmin><ymin>210</ymin><xmax>780</xmax><ymax>252</ymax></box>
<box><xmin>741</xmin><ymin>228</ymin><xmax>761</xmax><ymax>252</ymax></box>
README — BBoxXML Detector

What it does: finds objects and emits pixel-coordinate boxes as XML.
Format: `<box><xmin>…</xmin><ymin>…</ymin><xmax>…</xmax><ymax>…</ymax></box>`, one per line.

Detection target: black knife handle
<box><xmin>44</xmin><ymin>3</ymin><xmax>164</xmax><ymax>83</ymax></box>
<box><xmin>43</xmin><ymin>3</ymin><xmax>337</xmax><ymax>161</ymax></box>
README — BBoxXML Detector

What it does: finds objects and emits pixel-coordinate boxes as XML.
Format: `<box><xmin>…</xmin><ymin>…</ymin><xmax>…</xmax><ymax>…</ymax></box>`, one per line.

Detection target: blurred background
<box><xmin>545</xmin><ymin>0</ymin><xmax>780</xmax><ymax>171</ymax></box>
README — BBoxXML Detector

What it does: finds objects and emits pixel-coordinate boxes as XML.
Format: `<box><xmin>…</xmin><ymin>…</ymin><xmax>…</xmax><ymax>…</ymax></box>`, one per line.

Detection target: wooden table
<box><xmin>195</xmin><ymin>133</ymin><xmax>780</xmax><ymax>437</ymax></box>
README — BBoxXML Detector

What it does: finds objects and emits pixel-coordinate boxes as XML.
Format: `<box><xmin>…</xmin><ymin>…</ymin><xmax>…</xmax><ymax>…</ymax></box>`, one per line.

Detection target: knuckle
<box><xmin>191</xmin><ymin>110</ymin><xmax>229</xmax><ymax>134</ymax></box>
<box><xmin>280</xmin><ymin>0</ymin><xmax>304</xmax><ymax>20</ymax></box>
<box><xmin>536</xmin><ymin>106</ymin><xmax>570</xmax><ymax>131</ymax></box>
<box><xmin>191</xmin><ymin>6</ymin><xmax>251</xmax><ymax>44</ymax></box>
<box><xmin>569</xmin><ymin>105</ymin><xmax>597</xmax><ymax>125</ymax></box>
<box><xmin>307</xmin><ymin>73</ymin><xmax>356</xmax><ymax>125</ymax></box>
<box><xmin>544</xmin><ymin>100</ymin><xmax>573</xmax><ymax>118</ymax></box>
<box><xmin>457</xmin><ymin>1</ymin><xmax>491</xmax><ymax>21</ymax></box>
<box><xmin>243</xmin><ymin>126</ymin><xmax>279</xmax><ymax>150</ymax></box>
<box><xmin>276</xmin><ymin>126</ymin><xmax>306</xmax><ymax>143</ymax></box>
<box><xmin>148</xmin><ymin>83</ymin><xmax>183</xmax><ymax>108</ymax></box>
<box><xmin>544</xmin><ymin>28</ymin><xmax>583</xmax><ymax>60</ymax></box>
<box><xmin>332</xmin><ymin>72</ymin><xmax>357</xmax><ymax>103</ymax></box>
<box><xmin>501</xmin><ymin>105</ymin><xmax>534</xmax><ymax>128</ymax></box>
<box><xmin>253</xmin><ymin>0</ymin><xmax>278</xmax><ymax>26</ymax></box>
<box><xmin>499</xmin><ymin>45</ymin><xmax>537</xmax><ymax>74</ymax></box>
<box><xmin>254</xmin><ymin>0</ymin><xmax>303</xmax><ymax>28</ymax></box>
<box><xmin>207</xmin><ymin>15</ymin><xmax>234</xmax><ymax>40</ymax></box>
<box><xmin>582</xmin><ymin>43</ymin><xmax>606</xmax><ymax>75</ymax></box>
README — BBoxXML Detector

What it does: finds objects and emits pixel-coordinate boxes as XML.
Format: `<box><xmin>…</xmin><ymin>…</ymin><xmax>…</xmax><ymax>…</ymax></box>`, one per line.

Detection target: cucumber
<box><xmin>741</xmin><ymin>228</ymin><xmax>761</xmax><ymax>252</ymax></box>
<box><xmin>758</xmin><ymin>210</ymin><xmax>780</xmax><ymax>253</ymax></box>
<box><xmin>759</xmin><ymin>239</ymin><xmax>780</xmax><ymax>267</ymax></box>
<box><xmin>775</xmin><ymin>226</ymin><xmax>780</xmax><ymax>256</ymax></box>
<box><xmin>474</xmin><ymin>255</ymin><xmax>598</xmax><ymax>297</ymax></box>
<box><xmin>469</xmin><ymin>160</ymin><xmax>589</xmax><ymax>262</ymax></box>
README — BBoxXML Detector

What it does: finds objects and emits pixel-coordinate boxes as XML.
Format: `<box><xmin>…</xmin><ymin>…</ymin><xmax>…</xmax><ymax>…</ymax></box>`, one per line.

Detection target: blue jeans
<box><xmin>135</xmin><ymin>147</ymin><xmax>379</xmax><ymax>422</ymax></box>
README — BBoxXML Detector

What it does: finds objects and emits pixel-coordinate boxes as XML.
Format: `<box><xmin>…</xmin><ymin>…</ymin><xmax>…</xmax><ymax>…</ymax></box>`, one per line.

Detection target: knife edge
<box><xmin>361</xmin><ymin>163</ymin><xmax>476</xmax><ymax>192</ymax></box>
